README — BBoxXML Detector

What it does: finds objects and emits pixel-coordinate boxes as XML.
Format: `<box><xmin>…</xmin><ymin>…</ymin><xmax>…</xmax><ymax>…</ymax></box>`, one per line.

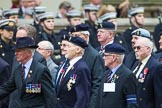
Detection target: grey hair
<box><xmin>116</xmin><ymin>54</ymin><xmax>125</xmax><ymax>63</ymax></box>
<box><xmin>17</xmin><ymin>24</ymin><xmax>37</xmax><ymax>40</ymax></box>
<box><xmin>39</xmin><ymin>41</ymin><xmax>54</xmax><ymax>55</ymax></box>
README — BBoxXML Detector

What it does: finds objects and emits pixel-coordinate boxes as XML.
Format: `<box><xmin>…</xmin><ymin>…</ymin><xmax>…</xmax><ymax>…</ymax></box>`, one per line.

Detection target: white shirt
<box><xmin>135</xmin><ymin>55</ymin><xmax>151</xmax><ymax>78</ymax></box>
<box><xmin>63</xmin><ymin>56</ymin><xmax>82</xmax><ymax>77</ymax></box>
<box><xmin>23</xmin><ymin>58</ymin><xmax>33</xmax><ymax>79</ymax></box>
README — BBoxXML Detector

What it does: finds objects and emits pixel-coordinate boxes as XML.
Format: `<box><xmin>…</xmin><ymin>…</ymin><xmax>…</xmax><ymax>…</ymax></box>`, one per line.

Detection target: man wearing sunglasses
<box><xmin>124</xmin><ymin>28</ymin><xmax>151</xmax><ymax>69</ymax></box>
<box><xmin>133</xmin><ymin>32</ymin><xmax>162</xmax><ymax>108</ymax></box>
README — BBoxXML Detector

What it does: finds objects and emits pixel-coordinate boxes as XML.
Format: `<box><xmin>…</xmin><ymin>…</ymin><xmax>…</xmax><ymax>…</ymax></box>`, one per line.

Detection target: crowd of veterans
<box><xmin>0</xmin><ymin>0</ymin><xmax>162</xmax><ymax>108</ymax></box>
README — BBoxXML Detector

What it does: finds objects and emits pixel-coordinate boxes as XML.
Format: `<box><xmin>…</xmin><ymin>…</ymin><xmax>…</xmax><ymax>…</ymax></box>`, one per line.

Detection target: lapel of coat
<box><xmin>20</xmin><ymin>60</ymin><xmax>36</xmax><ymax>97</ymax></box>
<box><xmin>137</xmin><ymin>56</ymin><xmax>152</xmax><ymax>83</ymax></box>
<box><xmin>16</xmin><ymin>64</ymin><xmax>25</xmax><ymax>97</ymax></box>
<box><xmin>57</xmin><ymin>59</ymin><xmax>82</xmax><ymax>95</ymax></box>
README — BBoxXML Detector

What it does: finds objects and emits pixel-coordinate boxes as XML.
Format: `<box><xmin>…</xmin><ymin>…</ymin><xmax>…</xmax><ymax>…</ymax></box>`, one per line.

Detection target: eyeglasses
<box><xmin>37</xmin><ymin>47</ymin><xmax>51</xmax><ymax>50</ymax></box>
<box><xmin>133</xmin><ymin>46</ymin><xmax>148</xmax><ymax>50</ymax></box>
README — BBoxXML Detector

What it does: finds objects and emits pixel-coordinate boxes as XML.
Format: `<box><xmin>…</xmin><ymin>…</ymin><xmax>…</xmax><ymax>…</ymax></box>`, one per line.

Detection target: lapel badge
<box><xmin>2</xmin><ymin>53</ymin><xmax>5</xmax><ymax>56</ymax></box>
<box><xmin>0</xmin><ymin>45</ymin><xmax>3</xmax><ymax>48</ymax></box>
<box><xmin>119</xmin><ymin>40</ymin><xmax>123</xmax><ymax>44</ymax></box>
<box><xmin>28</xmin><ymin>70</ymin><xmax>32</xmax><ymax>78</ymax></box>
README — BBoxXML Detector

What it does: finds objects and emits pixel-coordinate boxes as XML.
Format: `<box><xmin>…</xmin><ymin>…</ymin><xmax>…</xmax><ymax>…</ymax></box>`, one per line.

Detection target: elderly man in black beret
<box><xmin>0</xmin><ymin>37</ymin><xmax>56</xmax><ymax>108</ymax></box>
<box><xmin>95</xmin><ymin>43</ymin><xmax>137</xmax><ymax>108</ymax></box>
<box><xmin>96</xmin><ymin>21</ymin><xmax>127</xmax><ymax>56</ymax></box>
<box><xmin>70</xmin><ymin>23</ymin><xmax>105</xmax><ymax>108</ymax></box>
<box><xmin>55</xmin><ymin>36</ymin><xmax>91</xmax><ymax>108</ymax></box>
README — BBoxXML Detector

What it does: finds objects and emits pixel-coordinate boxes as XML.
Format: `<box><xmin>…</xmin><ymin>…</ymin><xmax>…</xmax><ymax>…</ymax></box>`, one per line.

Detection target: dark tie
<box><xmin>133</xmin><ymin>61</ymin><xmax>142</xmax><ymax>75</ymax></box>
<box><xmin>106</xmin><ymin>69</ymin><xmax>113</xmax><ymax>83</ymax></box>
<box><xmin>21</xmin><ymin>65</ymin><xmax>25</xmax><ymax>79</ymax></box>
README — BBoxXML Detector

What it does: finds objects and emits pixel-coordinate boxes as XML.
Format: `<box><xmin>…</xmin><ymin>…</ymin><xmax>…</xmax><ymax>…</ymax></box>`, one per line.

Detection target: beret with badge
<box><xmin>98</xmin><ymin>21</ymin><xmax>115</xmax><ymax>30</ymax></box>
<box><xmin>61</xmin><ymin>34</ymin><xmax>70</xmax><ymax>41</ymax></box>
<box><xmin>70</xmin><ymin>23</ymin><xmax>90</xmax><ymax>35</ymax></box>
<box><xmin>0</xmin><ymin>19</ymin><xmax>16</xmax><ymax>31</ymax></box>
<box><xmin>68</xmin><ymin>36</ymin><xmax>88</xmax><ymax>49</ymax></box>
<box><xmin>131</xmin><ymin>28</ymin><xmax>151</xmax><ymax>39</ymax></box>
<box><xmin>105</xmin><ymin>43</ymin><xmax>126</xmax><ymax>54</ymax></box>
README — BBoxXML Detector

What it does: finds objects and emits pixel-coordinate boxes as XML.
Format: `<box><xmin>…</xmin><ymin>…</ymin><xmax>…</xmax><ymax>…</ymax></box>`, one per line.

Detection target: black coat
<box><xmin>153</xmin><ymin>23</ymin><xmax>162</xmax><ymax>53</ymax></box>
<box><xmin>95</xmin><ymin>64</ymin><xmax>137</xmax><ymax>108</ymax></box>
<box><xmin>83</xmin><ymin>44</ymin><xmax>105</xmax><ymax>108</ymax></box>
<box><xmin>122</xmin><ymin>26</ymin><xmax>138</xmax><ymax>53</ymax></box>
<box><xmin>0</xmin><ymin>59</ymin><xmax>56</xmax><ymax>108</ymax></box>
<box><xmin>0</xmin><ymin>37</ymin><xmax>15</xmax><ymax>72</ymax></box>
<box><xmin>9</xmin><ymin>51</ymin><xmax>47</xmax><ymax>108</ymax></box>
<box><xmin>134</xmin><ymin>56</ymin><xmax>162</xmax><ymax>108</ymax></box>
<box><xmin>0</xmin><ymin>57</ymin><xmax>10</xmax><ymax>108</ymax></box>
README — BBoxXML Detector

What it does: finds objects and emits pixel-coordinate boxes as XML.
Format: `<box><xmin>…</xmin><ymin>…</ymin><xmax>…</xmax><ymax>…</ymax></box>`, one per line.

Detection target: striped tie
<box><xmin>106</xmin><ymin>70</ymin><xmax>112</xmax><ymax>83</ymax></box>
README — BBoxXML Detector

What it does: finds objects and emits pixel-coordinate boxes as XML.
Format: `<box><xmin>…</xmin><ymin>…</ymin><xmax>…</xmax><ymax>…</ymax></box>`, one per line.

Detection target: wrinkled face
<box><xmin>70</xmin><ymin>18</ymin><xmax>81</xmax><ymax>26</ymax></box>
<box><xmin>42</xmin><ymin>19</ymin><xmax>54</xmax><ymax>30</ymax></box>
<box><xmin>1</xmin><ymin>29</ymin><xmax>14</xmax><ymax>41</ymax></box>
<box><xmin>97</xmin><ymin>29</ymin><xmax>111</xmax><ymax>44</ymax></box>
<box><xmin>159</xmin><ymin>35</ymin><xmax>162</xmax><ymax>50</ymax></box>
<box><xmin>16</xmin><ymin>29</ymin><xmax>27</xmax><ymax>38</ymax></box>
<box><xmin>36</xmin><ymin>44</ymin><xmax>51</xmax><ymax>59</ymax></box>
<box><xmin>15</xmin><ymin>48</ymin><xmax>31</xmax><ymax>64</ymax></box>
<box><xmin>65</xmin><ymin>42</ymin><xmax>79</xmax><ymax>60</ymax></box>
<box><xmin>60</xmin><ymin>40</ymin><xmax>69</xmax><ymax>55</ymax></box>
<box><xmin>133</xmin><ymin>42</ymin><xmax>150</xmax><ymax>61</ymax></box>
<box><xmin>103</xmin><ymin>53</ymin><xmax>115</xmax><ymax>68</ymax></box>
<box><xmin>133</xmin><ymin>13</ymin><xmax>145</xmax><ymax>26</ymax></box>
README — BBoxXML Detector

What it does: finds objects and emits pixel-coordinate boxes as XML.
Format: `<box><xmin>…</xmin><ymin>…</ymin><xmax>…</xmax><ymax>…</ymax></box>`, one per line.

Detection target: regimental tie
<box><xmin>106</xmin><ymin>69</ymin><xmax>113</xmax><ymax>83</ymax></box>
<box><xmin>99</xmin><ymin>46</ymin><xmax>105</xmax><ymax>56</ymax></box>
<box><xmin>133</xmin><ymin>61</ymin><xmax>142</xmax><ymax>77</ymax></box>
<box><xmin>56</xmin><ymin>59</ymin><xmax>70</xmax><ymax>87</ymax></box>
<box><xmin>21</xmin><ymin>65</ymin><xmax>26</xmax><ymax>79</ymax></box>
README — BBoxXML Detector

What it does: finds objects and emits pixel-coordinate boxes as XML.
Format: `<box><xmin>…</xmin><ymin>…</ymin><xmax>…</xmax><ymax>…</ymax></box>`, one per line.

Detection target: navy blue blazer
<box><xmin>56</xmin><ymin>58</ymin><xmax>91</xmax><ymax>108</ymax></box>
<box><xmin>95</xmin><ymin>64</ymin><xmax>137</xmax><ymax>108</ymax></box>
<box><xmin>135</xmin><ymin>56</ymin><xmax>162</xmax><ymax>108</ymax></box>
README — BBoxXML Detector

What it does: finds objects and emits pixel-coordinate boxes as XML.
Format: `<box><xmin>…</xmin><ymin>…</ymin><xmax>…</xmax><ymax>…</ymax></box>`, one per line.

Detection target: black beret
<box><xmin>61</xmin><ymin>34</ymin><xmax>70</xmax><ymax>41</ymax></box>
<box><xmin>105</xmin><ymin>43</ymin><xmax>125</xmax><ymax>54</ymax></box>
<box><xmin>68</xmin><ymin>36</ymin><xmax>88</xmax><ymax>49</ymax></box>
<box><xmin>98</xmin><ymin>21</ymin><xmax>115</xmax><ymax>30</ymax></box>
<box><xmin>70</xmin><ymin>23</ymin><xmax>89</xmax><ymax>33</ymax></box>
